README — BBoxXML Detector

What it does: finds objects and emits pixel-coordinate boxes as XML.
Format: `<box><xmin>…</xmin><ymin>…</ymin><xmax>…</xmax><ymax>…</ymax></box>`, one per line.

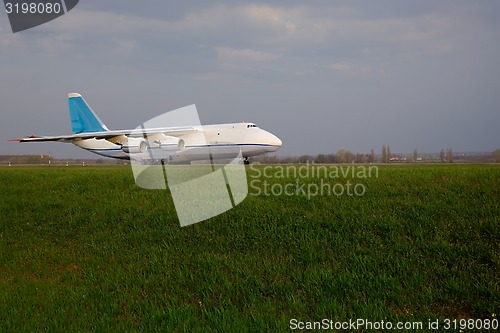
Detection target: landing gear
<box><xmin>160</xmin><ymin>156</ymin><xmax>173</xmax><ymax>166</ymax></box>
<box><xmin>243</xmin><ymin>157</ymin><xmax>250</xmax><ymax>165</ymax></box>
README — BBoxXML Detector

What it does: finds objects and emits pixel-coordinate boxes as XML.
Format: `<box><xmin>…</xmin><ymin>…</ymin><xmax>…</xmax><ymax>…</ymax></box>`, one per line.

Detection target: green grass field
<box><xmin>0</xmin><ymin>164</ymin><xmax>498</xmax><ymax>331</ymax></box>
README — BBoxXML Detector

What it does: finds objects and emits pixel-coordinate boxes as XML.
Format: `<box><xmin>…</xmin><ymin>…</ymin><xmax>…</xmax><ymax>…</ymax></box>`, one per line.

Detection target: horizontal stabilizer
<box><xmin>10</xmin><ymin>127</ymin><xmax>198</xmax><ymax>143</ymax></box>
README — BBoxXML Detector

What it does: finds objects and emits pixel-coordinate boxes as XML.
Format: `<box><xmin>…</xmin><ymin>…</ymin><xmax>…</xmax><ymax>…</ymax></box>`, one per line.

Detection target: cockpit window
<box><xmin>247</xmin><ymin>124</ymin><xmax>258</xmax><ymax>128</ymax></box>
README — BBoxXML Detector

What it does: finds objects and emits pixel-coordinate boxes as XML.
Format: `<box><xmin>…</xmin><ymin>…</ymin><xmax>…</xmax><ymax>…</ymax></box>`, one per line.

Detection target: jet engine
<box><xmin>159</xmin><ymin>136</ymin><xmax>185</xmax><ymax>151</ymax></box>
<box><xmin>122</xmin><ymin>137</ymin><xmax>148</xmax><ymax>154</ymax></box>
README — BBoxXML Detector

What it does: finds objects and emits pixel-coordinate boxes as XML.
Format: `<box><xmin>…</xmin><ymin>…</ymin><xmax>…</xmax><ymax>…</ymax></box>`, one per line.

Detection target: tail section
<box><xmin>68</xmin><ymin>93</ymin><xmax>109</xmax><ymax>133</ymax></box>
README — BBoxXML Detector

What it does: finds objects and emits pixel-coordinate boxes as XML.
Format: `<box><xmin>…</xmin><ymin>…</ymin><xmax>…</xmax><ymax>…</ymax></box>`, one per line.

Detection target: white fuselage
<box><xmin>73</xmin><ymin>122</ymin><xmax>282</xmax><ymax>162</ymax></box>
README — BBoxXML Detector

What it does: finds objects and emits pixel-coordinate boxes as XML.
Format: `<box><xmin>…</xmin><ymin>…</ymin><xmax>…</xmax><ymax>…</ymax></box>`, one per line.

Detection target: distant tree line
<box><xmin>1</xmin><ymin>148</ymin><xmax>499</xmax><ymax>165</ymax></box>
<box><xmin>439</xmin><ymin>148</ymin><xmax>454</xmax><ymax>163</ymax></box>
<box><xmin>493</xmin><ymin>149</ymin><xmax>500</xmax><ymax>163</ymax></box>
<box><xmin>253</xmin><ymin>147</ymin><xmax>500</xmax><ymax>164</ymax></box>
<box><xmin>0</xmin><ymin>155</ymin><xmax>45</xmax><ymax>164</ymax></box>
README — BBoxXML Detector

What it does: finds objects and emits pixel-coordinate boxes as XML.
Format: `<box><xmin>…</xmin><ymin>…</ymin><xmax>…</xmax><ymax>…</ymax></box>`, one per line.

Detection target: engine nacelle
<box><xmin>159</xmin><ymin>136</ymin><xmax>185</xmax><ymax>151</ymax></box>
<box><xmin>122</xmin><ymin>137</ymin><xmax>148</xmax><ymax>154</ymax></box>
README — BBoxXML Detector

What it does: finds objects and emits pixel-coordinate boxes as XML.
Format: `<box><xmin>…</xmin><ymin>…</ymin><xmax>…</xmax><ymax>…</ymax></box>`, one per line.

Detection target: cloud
<box><xmin>215</xmin><ymin>47</ymin><xmax>281</xmax><ymax>72</ymax></box>
<box><xmin>216</xmin><ymin>47</ymin><xmax>281</xmax><ymax>62</ymax></box>
<box><xmin>0</xmin><ymin>3</ymin><xmax>480</xmax><ymax>67</ymax></box>
<box><xmin>2</xmin><ymin>1</ymin><xmax>499</xmax><ymax>156</ymax></box>
<box><xmin>328</xmin><ymin>62</ymin><xmax>371</xmax><ymax>76</ymax></box>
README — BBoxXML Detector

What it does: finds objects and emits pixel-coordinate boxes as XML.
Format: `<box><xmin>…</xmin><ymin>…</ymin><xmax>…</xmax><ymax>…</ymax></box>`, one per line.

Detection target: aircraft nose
<box><xmin>266</xmin><ymin>132</ymin><xmax>282</xmax><ymax>151</ymax></box>
<box><xmin>272</xmin><ymin>134</ymin><xmax>282</xmax><ymax>147</ymax></box>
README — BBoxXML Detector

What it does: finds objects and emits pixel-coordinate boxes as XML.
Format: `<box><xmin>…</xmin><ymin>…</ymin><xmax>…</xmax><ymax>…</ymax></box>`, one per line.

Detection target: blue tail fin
<box><xmin>68</xmin><ymin>93</ymin><xmax>109</xmax><ymax>133</ymax></box>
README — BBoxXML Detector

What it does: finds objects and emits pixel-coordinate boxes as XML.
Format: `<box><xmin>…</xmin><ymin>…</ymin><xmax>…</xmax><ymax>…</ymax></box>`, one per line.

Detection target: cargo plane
<box><xmin>10</xmin><ymin>93</ymin><xmax>282</xmax><ymax>164</ymax></box>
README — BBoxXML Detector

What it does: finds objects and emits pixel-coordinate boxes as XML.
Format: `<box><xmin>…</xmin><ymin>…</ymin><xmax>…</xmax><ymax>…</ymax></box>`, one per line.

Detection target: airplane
<box><xmin>10</xmin><ymin>93</ymin><xmax>282</xmax><ymax>164</ymax></box>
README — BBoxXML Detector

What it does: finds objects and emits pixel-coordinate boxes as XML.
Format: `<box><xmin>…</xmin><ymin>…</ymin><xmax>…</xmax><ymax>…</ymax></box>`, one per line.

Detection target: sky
<box><xmin>1</xmin><ymin>0</ymin><xmax>499</xmax><ymax>159</ymax></box>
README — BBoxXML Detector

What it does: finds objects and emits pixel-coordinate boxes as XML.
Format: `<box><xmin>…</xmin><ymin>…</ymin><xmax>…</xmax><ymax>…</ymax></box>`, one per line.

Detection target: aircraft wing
<box><xmin>10</xmin><ymin>127</ymin><xmax>199</xmax><ymax>143</ymax></box>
